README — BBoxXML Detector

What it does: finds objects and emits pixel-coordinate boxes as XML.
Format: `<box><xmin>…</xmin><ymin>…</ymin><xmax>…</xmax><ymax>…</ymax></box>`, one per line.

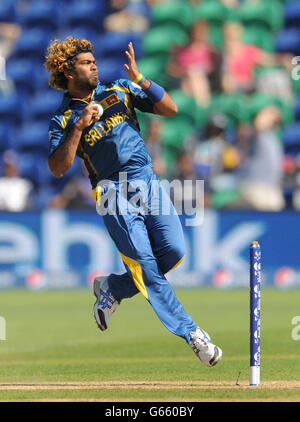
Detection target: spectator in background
<box><xmin>144</xmin><ymin>118</ymin><xmax>168</xmax><ymax>178</ymax></box>
<box><xmin>235</xmin><ymin>121</ymin><xmax>255</xmax><ymax>171</ymax></box>
<box><xmin>281</xmin><ymin>155</ymin><xmax>299</xmax><ymax>209</ymax></box>
<box><xmin>104</xmin><ymin>0</ymin><xmax>150</xmax><ymax>33</ymax></box>
<box><xmin>0</xmin><ymin>151</ymin><xmax>33</xmax><ymax>211</ymax></box>
<box><xmin>221</xmin><ymin>21</ymin><xmax>280</xmax><ymax>95</ymax></box>
<box><xmin>188</xmin><ymin>112</ymin><xmax>237</xmax><ymax>207</ymax></box>
<box><xmin>220</xmin><ymin>0</ymin><xmax>239</xmax><ymax>7</ymax></box>
<box><xmin>291</xmin><ymin>163</ymin><xmax>300</xmax><ymax>210</ymax></box>
<box><xmin>0</xmin><ymin>22</ymin><xmax>21</xmax><ymax>95</ymax></box>
<box><xmin>146</xmin><ymin>0</ymin><xmax>178</xmax><ymax>4</ymax></box>
<box><xmin>168</xmin><ymin>20</ymin><xmax>221</xmax><ymax>106</ymax></box>
<box><xmin>170</xmin><ymin>149</ymin><xmax>203</xmax><ymax>213</ymax></box>
<box><xmin>255</xmin><ymin>52</ymin><xmax>295</xmax><ymax>103</ymax></box>
<box><xmin>0</xmin><ymin>22</ymin><xmax>21</xmax><ymax>59</ymax></box>
<box><xmin>238</xmin><ymin>105</ymin><xmax>285</xmax><ymax>211</ymax></box>
<box><xmin>193</xmin><ymin>113</ymin><xmax>228</xmax><ymax>179</ymax></box>
<box><xmin>49</xmin><ymin>163</ymin><xmax>95</xmax><ymax>210</ymax></box>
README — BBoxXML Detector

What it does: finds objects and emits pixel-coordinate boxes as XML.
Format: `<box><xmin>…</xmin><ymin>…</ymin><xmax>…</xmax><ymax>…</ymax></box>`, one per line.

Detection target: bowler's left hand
<box><xmin>124</xmin><ymin>42</ymin><xmax>140</xmax><ymax>82</ymax></box>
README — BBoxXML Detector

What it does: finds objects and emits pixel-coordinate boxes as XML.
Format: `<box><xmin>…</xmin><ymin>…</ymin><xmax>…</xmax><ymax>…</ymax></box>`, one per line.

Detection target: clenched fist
<box><xmin>75</xmin><ymin>101</ymin><xmax>101</xmax><ymax>131</ymax></box>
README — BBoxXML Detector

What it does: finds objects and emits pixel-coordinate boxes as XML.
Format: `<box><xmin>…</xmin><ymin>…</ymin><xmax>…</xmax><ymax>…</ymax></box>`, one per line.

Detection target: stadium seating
<box><xmin>17</xmin><ymin>151</ymin><xmax>52</xmax><ymax>187</ymax></box>
<box><xmin>282</xmin><ymin>122</ymin><xmax>300</xmax><ymax>155</ymax></box>
<box><xmin>242</xmin><ymin>25</ymin><xmax>275</xmax><ymax>52</ymax></box>
<box><xmin>34</xmin><ymin>185</ymin><xmax>60</xmax><ymax>208</ymax></box>
<box><xmin>161</xmin><ymin>115</ymin><xmax>195</xmax><ymax>150</ymax></box>
<box><xmin>18</xmin><ymin>1</ymin><xmax>59</xmax><ymax>32</ymax></box>
<box><xmin>275</xmin><ymin>28</ymin><xmax>300</xmax><ymax>55</ymax></box>
<box><xmin>62</xmin><ymin>1</ymin><xmax>107</xmax><ymax>32</ymax></box>
<box><xmin>127</xmin><ymin>0</ymin><xmax>151</xmax><ymax>22</ymax></box>
<box><xmin>193</xmin><ymin>0</ymin><xmax>228</xmax><ymax>48</ymax></box>
<box><xmin>10</xmin><ymin>28</ymin><xmax>52</xmax><ymax>61</ymax></box>
<box><xmin>168</xmin><ymin>90</ymin><xmax>197</xmax><ymax>123</ymax></box>
<box><xmin>284</xmin><ymin>0</ymin><xmax>300</xmax><ymax>28</ymax></box>
<box><xmin>98</xmin><ymin>31</ymin><xmax>133</xmax><ymax>57</ymax></box>
<box><xmin>295</xmin><ymin>96</ymin><xmax>300</xmax><ymax>121</ymax></box>
<box><xmin>193</xmin><ymin>0</ymin><xmax>228</xmax><ymax>23</ymax></box>
<box><xmin>94</xmin><ymin>31</ymin><xmax>144</xmax><ymax>61</ymax></box>
<box><xmin>28</xmin><ymin>91</ymin><xmax>63</xmax><ymax>122</ymax></box>
<box><xmin>238</xmin><ymin>0</ymin><xmax>283</xmax><ymax>32</ymax></box>
<box><xmin>0</xmin><ymin>0</ymin><xmax>299</xmax><ymax>209</ymax></box>
<box><xmin>212</xmin><ymin>94</ymin><xmax>250</xmax><ymax>128</ymax></box>
<box><xmin>18</xmin><ymin>122</ymin><xmax>51</xmax><ymax>155</ymax></box>
<box><xmin>150</xmin><ymin>1</ymin><xmax>193</xmax><ymax>30</ymax></box>
<box><xmin>0</xmin><ymin>95</ymin><xmax>22</xmax><ymax>128</ymax></box>
<box><xmin>0</xmin><ymin>123</ymin><xmax>16</xmax><ymax>152</ymax></box>
<box><xmin>56</xmin><ymin>27</ymin><xmax>99</xmax><ymax>46</ymax></box>
<box><xmin>6</xmin><ymin>58</ymin><xmax>38</xmax><ymax>97</ymax></box>
<box><xmin>211</xmin><ymin>188</ymin><xmax>241</xmax><ymax>209</ymax></box>
<box><xmin>35</xmin><ymin>65</ymin><xmax>52</xmax><ymax>92</ymax></box>
<box><xmin>142</xmin><ymin>24</ymin><xmax>188</xmax><ymax>56</ymax></box>
<box><xmin>47</xmin><ymin>155</ymin><xmax>83</xmax><ymax>194</ymax></box>
<box><xmin>137</xmin><ymin>55</ymin><xmax>171</xmax><ymax>88</ymax></box>
<box><xmin>96</xmin><ymin>57</ymin><xmax>128</xmax><ymax>84</ymax></box>
<box><xmin>0</xmin><ymin>0</ymin><xmax>17</xmax><ymax>22</ymax></box>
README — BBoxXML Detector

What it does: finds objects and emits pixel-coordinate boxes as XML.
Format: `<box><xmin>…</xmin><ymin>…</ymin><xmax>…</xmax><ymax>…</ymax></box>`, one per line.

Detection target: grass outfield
<box><xmin>0</xmin><ymin>288</ymin><xmax>300</xmax><ymax>402</ymax></box>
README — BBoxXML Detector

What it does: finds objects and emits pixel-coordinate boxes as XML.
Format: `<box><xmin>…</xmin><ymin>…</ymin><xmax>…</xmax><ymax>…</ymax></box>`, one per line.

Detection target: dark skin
<box><xmin>48</xmin><ymin>42</ymin><xmax>177</xmax><ymax>178</ymax></box>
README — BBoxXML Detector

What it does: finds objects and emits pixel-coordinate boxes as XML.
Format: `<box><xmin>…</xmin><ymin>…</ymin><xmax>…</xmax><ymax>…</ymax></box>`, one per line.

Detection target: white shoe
<box><xmin>93</xmin><ymin>276</ymin><xmax>119</xmax><ymax>331</ymax></box>
<box><xmin>189</xmin><ymin>327</ymin><xmax>222</xmax><ymax>367</ymax></box>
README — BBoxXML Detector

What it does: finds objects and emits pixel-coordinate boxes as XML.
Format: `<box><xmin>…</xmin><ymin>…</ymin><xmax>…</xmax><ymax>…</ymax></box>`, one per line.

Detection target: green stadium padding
<box><xmin>211</xmin><ymin>94</ymin><xmax>250</xmax><ymax>128</ymax></box>
<box><xmin>238</xmin><ymin>0</ymin><xmax>283</xmax><ymax>31</ymax></box>
<box><xmin>242</xmin><ymin>25</ymin><xmax>275</xmax><ymax>52</ymax></box>
<box><xmin>151</xmin><ymin>0</ymin><xmax>193</xmax><ymax>30</ymax></box>
<box><xmin>162</xmin><ymin>148</ymin><xmax>177</xmax><ymax>172</ymax></box>
<box><xmin>248</xmin><ymin>93</ymin><xmax>295</xmax><ymax>126</ymax></box>
<box><xmin>193</xmin><ymin>0</ymin><xmax>229</xmax><ymax>23</ymax></box>
<box><xmin>194</xmin><ymin>104</ymin><xmax>211</xmax><ymax>130</ymax></box>
<box><xmin>167</xmin><ymin>89</ymin><xmax>198</xmax><ymax>124</ymax></box>
<box><xmin>292</xmin><ymin>77</ymin><xmax>300</xmax><ymax>95</ymax></box>
<box><xmin>253</xmin><ymin>65</ymin><xmax>282</xmax><ymax>81</ymax></box>
<box><xmin>161</xmin><ymin>115</ymin><xmax>195</xmax><ymax>150</ymax></box>
<box><xmin>209</xmin><ymin>22</ymin><xmax>225</xmax><ymax>49</ymax></box>
<box><xmin>193</xmin><ymin>0</ymin><xmax>229</xmax><ymax>48</ymax></box>
<box><xmin>142</xmin><ymin>24</ymin><xmax>189</xmax><ymax>56</ymax></box>
<box><xmin>137</xmin><ymin>55</ymin><xmax>171</xmax><ymax>88</ymax></box>
<box><xmin>136</xmin><ymin>110</ymin><xmax>150</xmax><ymax>139</ymax></box>
<box><xmin>167</xmin><ymin>90</ymin><xmax>212</xmax><ymax>129</ymax></box>
<box><xmin>253</xmin><ymin>66</ymin><xmax>297</xmax><ymax>123</ymax></box>
<box><xmin>211</xmin><ymin>188</ymin><xmax>241</xmax><ymax>209</ymax></box>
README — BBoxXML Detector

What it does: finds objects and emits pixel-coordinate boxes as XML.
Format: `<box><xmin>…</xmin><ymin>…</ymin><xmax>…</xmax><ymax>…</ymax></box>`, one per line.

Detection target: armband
<box><xmin>144</xmin><ymin>80</ymin><xmax>165</xmax><ymax>103</ymax></box>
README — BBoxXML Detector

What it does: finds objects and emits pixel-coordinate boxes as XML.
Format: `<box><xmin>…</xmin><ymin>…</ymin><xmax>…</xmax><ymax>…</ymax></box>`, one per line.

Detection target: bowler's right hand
<box><xmin>75</xmin><ymin>101</ymin><xmax>100</xmax><ymax>131</ymax></box>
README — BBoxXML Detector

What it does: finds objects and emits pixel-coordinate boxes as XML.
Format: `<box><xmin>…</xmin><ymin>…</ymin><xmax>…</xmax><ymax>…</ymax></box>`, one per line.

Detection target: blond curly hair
<box><xmin>44</xmin><ymin>36</ymin><xmax>94</xmax><ymax>90</ymax></box>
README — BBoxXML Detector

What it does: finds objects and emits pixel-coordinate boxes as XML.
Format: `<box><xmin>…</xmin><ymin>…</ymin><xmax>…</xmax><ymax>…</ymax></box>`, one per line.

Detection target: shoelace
<box><xmin>99</xmin><ymin>288</ymin><xmax>115</xmax><ymax>309</ymax></box>
<box><xmin>190</xmin><ymin>330</ymin><xmax>211</xmax><ymax>350</ymax></box>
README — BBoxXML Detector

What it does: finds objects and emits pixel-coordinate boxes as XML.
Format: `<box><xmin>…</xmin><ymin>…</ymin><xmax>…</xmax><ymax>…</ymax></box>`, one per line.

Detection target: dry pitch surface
<box><xmin>1</xmin><ymin>381</ymin><xmax>300</xmax><ymax>390</ymax></box>
<box><xmin>1</xmin><ymin>381</ymin><xmax>300</xmax><ymax>402</ymax></box>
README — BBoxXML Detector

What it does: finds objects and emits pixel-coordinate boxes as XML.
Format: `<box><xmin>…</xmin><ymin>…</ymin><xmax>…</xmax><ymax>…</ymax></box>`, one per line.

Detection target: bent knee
<box><xmin>162</xmin><ymin>244</ymin><xmax>186</xmax><ymax>274</ymax></box>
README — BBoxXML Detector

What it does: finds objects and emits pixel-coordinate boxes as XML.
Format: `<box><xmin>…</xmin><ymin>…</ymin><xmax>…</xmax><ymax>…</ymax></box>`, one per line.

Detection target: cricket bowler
<box><xmin>45</xmin><ymin>36</ymin><xmax>222</xmax><ymax>367</ymax></box>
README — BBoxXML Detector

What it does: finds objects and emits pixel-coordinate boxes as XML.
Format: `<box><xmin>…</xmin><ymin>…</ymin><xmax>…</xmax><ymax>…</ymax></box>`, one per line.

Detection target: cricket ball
<box><xmin>95</xmin><ymin>103</ymin><xmax>104</xmax><ymax>117</ymax></box>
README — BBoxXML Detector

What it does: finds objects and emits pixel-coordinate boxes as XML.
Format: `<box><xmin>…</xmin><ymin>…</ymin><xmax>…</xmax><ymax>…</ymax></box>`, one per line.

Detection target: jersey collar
<box><xmin>71</xmin><ymin>89</ymin><xmax>95</xmax><ymax>104</ymax></box>
<box><xmin>62</xmin><ymin>82</ymin><xmax>104</xmax><ymax>108</ymax></box>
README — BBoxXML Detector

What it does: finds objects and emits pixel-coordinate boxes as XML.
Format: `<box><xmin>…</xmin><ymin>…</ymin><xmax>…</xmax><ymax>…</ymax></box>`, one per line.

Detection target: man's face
<box><xmin>70</xmin><ymin>52</ymin><xmax>99</xmax><ymax>90</ymax></box>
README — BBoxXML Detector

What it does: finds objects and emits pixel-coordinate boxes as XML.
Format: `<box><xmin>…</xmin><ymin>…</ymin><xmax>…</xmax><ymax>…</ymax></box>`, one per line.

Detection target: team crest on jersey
<box><xmin>101</xmin><ymin>93</ymin><xmax>120</xmax><ymax>110</ymax></box>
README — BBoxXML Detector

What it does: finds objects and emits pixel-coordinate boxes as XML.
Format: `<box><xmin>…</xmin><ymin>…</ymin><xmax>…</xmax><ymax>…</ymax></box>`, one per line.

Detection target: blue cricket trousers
<box><xmin>98</xmin><ymin>164</ymin><xmax>197</xmax><ymax>344</ymax></box>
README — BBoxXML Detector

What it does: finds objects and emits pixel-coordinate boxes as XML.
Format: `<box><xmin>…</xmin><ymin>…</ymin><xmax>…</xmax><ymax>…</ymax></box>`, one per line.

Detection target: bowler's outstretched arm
<box><xmin>124</xmin><ymin>42</ymin><xmax>177</xmax><ymax>117</ymax></box>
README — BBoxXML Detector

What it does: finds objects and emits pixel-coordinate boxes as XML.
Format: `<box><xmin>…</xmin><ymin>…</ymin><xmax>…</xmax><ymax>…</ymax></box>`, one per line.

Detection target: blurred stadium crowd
<box><xmin>0</xmin><ymin>0</ymin><xmax>300</xmax><ymax>212</ymax></box>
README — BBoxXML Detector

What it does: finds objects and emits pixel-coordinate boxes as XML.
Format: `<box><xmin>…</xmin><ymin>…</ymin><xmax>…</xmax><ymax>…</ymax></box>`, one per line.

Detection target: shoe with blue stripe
<box><xmin>189</xmin><ymin>327</ymin><xmax>222</xmax><ymax>367</ymax></box>
<box><xmin>93</xmin><ymin>276</ymin><xmax>119</xmax><ymax>331</ymax></box>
